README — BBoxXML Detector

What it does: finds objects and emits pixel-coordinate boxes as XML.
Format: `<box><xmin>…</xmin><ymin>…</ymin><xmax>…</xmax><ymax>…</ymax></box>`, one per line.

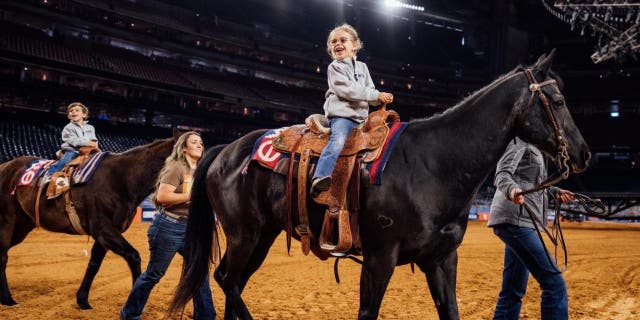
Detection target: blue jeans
<box><xmin>47</xmin><ymin>150</ymin><xmax>78</xmax><ymax>174</ymax></box>
<box><xmin>121</xmin><ymin>214</ymin><xmax>215</xmax><ymax>320</ymax></box>
<box><xmin>313</xmin><ymin>117</ymin><xmax>359</xmax><ymax>179</ymax></box>
<box><xmin>492</xmin><ymin>224</ymin><xmax>567</xmax><ymax>320</ymax></box>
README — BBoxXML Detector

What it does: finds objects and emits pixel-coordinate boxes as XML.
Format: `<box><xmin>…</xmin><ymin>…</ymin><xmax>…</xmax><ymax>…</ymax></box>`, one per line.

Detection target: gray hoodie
<box><xmin>488</xmin><ymin>138</ymin><xmax>559</xmax><ymax>229</ymax></box>
<box><xmin>323</xmin><ymin>57</ymin><xmax>380</xmax><ymax>123</ymax></box>
<box><xmin>60</xmin><ymin>120</ymin><xmax>98</xmax><ymax>151</ymax></box>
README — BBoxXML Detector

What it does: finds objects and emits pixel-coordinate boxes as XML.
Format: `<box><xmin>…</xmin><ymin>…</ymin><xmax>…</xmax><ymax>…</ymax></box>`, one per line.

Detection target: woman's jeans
<box><xmin>121</xmin><ymin>214</ymin><xmax>215</xmax><ymax>320</ymax></box>
<box><xmin>313</xmin><ymin>117</ymin><xmax>359</xmax><ymax>179</ymax></box>
<box><xmin>492</xmin><ymin>224</ymin><xmax>567</xmax><ymax>320</ymax></box>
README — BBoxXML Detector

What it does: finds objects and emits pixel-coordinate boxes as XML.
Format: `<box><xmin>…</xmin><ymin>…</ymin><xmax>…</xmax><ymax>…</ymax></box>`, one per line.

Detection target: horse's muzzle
<box><xmin>571</xmin><ymin>151</ymin><xmax>591</xmax><ymax>173</ymax></box>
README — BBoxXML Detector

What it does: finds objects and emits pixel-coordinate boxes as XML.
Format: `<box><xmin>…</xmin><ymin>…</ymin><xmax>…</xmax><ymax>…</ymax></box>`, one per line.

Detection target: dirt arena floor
<box><xmin>0</xmin><ymin>220</ymin><xmax>638</xmax><ymax>319</ymax></box>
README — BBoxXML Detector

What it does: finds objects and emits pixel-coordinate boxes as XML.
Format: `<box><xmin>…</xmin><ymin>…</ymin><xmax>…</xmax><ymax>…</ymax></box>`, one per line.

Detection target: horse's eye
<box><xmin>552</xmin><ymin>94</ymin><xmax>565</xmax><ymax>107</ymax></box>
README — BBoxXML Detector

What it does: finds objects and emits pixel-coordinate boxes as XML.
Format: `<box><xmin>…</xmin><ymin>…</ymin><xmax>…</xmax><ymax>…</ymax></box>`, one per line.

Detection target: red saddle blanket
<box><xmin>16</xmin><ymin>152</ymin><xmax>108</xmax><ymax>187</ymax></box>
<box><xmin>247</xmin><ymin>122</ymin><xmax>408</xmax><ymax>185</ymax></box>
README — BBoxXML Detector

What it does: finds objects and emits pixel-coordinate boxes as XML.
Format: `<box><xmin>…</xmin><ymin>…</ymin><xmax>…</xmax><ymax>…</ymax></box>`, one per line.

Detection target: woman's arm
<box><xmin>494</xmin><ymin>141</ymin><xmax>527</xmax><ymax>203</ymax></box>
<box><xmin>155</xmin><ymin>183</ymin><xmax>190</xmax><ymax>207</ymax></box>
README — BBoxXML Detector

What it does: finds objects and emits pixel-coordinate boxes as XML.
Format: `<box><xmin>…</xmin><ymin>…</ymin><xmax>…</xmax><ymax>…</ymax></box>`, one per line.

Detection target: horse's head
<box><xmin>515</xmin><ymin>50</ymin><xmax>591</xmax><ymax>174</ymax></box>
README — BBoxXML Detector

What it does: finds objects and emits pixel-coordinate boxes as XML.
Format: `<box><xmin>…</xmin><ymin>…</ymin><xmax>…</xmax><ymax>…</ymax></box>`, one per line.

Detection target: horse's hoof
<box><xmin>77</xmin><ymin>301</ymin><xmax>92</xmax><ymax>310</ymax></box>
<box><xmin>1</xmin><ymin>298</ymin><xmax>18</xmax><ymax>306</ymax></box>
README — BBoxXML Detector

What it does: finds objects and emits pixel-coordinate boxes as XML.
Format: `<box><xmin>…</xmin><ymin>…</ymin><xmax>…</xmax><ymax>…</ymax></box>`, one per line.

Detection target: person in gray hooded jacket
<box><xmin>488</xmin><ymin>137</ymin><xmax>575</xmax><ymax>320</ymax></box>
<box><xmin>47</xmin><ymin>102</ymin><xmax>98</xmax><ymax>174</ymax></box>
<box><xmin>310</xmin><ymin>23</ymin><xmax>393</xmax><ymax>197</ymax></box>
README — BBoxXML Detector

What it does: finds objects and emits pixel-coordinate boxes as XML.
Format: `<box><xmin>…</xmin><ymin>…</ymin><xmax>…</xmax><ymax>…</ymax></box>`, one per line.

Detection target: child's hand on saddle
<box><xmin>378</xmin><ymin>92</ymin><xmax>393</xmax><ymax>104</ymax></box>
<box><xmin>89</xmin><ymin>141</ymin><xmax>98</xmax><ymax>148</ymax></box>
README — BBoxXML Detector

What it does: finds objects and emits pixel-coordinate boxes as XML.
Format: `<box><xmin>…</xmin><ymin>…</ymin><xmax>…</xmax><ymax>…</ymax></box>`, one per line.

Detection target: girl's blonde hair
<box><xmin>151</xmin><ymin>131</ymin><xmax>203</xmax><ymax>209</ymax></box>
<box><xmin>326</xmin><ymin>23</ymin><xmax>363</xmax><ymax>58</ymax></box>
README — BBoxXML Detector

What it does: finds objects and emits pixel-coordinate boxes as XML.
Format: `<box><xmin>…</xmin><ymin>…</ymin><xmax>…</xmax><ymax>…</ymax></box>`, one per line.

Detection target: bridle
<box><xmin>515</xmin><ymin>68</ymin><xmax>573</xmax><ymax>272</ymax></box>
<box><xmin>518</xmin><ymin>68</ymin><xmax>571</xmax><ymax>196</ymax></box>
<box><xmin>514</xmin><ymin>68</ymin><xmax>606</xmax><ymax>272</ymax></box>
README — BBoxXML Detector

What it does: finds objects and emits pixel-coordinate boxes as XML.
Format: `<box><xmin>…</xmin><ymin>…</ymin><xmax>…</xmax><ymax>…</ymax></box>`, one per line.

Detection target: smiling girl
<box><xmin>310</xmin><ymin>23</ymin><xmax>393</xmax><ymax>197</ymax></box>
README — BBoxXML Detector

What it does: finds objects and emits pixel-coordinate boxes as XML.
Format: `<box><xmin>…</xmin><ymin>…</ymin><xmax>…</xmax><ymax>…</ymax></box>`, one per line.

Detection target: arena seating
<box><xmin>0</xmin><ymin>116</ymin><xmax>156</xmax><ymax>163</ymax></box>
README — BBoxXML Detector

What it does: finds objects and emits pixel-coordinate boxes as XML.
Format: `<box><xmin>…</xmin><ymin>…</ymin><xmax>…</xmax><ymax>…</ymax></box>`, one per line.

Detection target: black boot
<box><xmin>310</xmin><ymin>176</ymin><xmax>332</xmax><ymax>197</ymax></box>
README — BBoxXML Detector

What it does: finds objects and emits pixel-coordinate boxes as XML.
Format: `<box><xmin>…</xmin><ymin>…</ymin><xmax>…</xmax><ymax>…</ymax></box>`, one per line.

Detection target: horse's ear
<box><xmin>534</xmin><ymin>49</ymin><xmax>556</xmax><ymax>78</ymax></box>
<box><xmin>534</xmin><ymin>52</ymin><xmax>547</xmax><ymax>65</ymax></box>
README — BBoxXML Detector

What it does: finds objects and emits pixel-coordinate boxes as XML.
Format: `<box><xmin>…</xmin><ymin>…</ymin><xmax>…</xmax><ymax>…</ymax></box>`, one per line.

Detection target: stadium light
<box><xmin>383</xmin><ymin>0</ymin><xmax>425</xmax><ymax>12</ymax></box>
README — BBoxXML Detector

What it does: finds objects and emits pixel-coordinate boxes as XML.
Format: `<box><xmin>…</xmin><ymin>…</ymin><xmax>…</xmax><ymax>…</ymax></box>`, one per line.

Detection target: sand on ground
<box><xmin>0</xmin><ymin>221</ymin><xmax>638</xmax><ymax>319</ymax></box>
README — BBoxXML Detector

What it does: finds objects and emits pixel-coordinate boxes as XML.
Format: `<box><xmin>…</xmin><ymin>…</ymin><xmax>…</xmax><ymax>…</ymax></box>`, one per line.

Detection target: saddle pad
<box><xmin>364</xmin><ymin>122</ymin><xmax>408</xmax><ymax>185</ymax></box>
<box><xmin>16</xmin><ymin>159</ymin><xmax>55</xmax><ymax>187</ymax></box>
<box><xmin>250</xmin><ymin>128</ymin><xmax>285</xmax><ymax>169</ymax></box>
<box><xmin>249</xmin><ymin>122</ymin><xmax>408</xmax><ymax>185</ymax></box>
<box><xmin>72</xmin><ymin>151</ymin><xmax>108</xmax><ymax>184</ymax></box>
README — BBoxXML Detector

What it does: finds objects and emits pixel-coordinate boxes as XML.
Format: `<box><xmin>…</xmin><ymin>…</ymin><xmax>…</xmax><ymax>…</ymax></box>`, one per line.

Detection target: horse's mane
<box><xmin>410</xmin><ymin>66</ymin><xmax>522</xmax><ymax>126</ymax></box>
<box><xmin>111</xmin><ymin>138</ymin><xmax>170</xmax><ymax>157</ymax></box>
<box><xmin>409</xmin><ymin>65</ymin><xmax>563</xmax><ymax>127</ymax></box>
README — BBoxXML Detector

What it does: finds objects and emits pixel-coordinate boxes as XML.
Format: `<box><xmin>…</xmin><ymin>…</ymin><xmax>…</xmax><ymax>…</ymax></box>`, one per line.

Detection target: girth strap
<box><xmin>286</xmin><ymin>133</ymin><xmax>303</xmax><ymax>254</ymax></box>
<box><xmin>34</xmin><ymin>182</ymin><xmax>45</xmax><ymax>229</ymax></box>
<box><xmin>64</xmin><ymin>191</ymin><xmax>87</xmax><ymax>235</ymax></box>
<box><xmin>295</xmin><ymin>148</ymin><xmax>313</xmax><ymax>255</ymax></box>
<box><xmin>33</xmin><ymin>182</ymin><xmax>87</xmax><ymax>235</ymax></box>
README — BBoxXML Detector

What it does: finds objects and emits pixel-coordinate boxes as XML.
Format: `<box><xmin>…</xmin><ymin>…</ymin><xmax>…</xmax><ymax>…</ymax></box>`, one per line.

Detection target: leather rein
<box><xmin>519</xmin><ymin>68</ymin><xmax>571</xmax><ymax>196</ymax></box>
<box><xmin>515</xmin><ymin>68</ymin><xmax>605</xmax><ymax>272</ymax></box>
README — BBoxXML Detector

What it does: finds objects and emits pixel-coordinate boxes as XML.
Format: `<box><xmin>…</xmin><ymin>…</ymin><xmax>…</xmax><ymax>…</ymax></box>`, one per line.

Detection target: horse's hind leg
<box><xmin>217</xmin><ymin>225</ymin><xmax>280</xmax><ymax>320</ymax></box>
<box><xmin>422</xmin><ymin>250</ymin><xmax>460</xmax><ymax>320</ymax></box>
<box><xmin>0</xmin><ymin>202</ymin><xmax>34</xmax><ymax>306</ymax></box>
<box><xmin>0</xmin><ymin>235</ymin><xmax>16</xmax><ymax>306</ymax></box>
<box><xmin>76</xmin><ymin>242</ymin><xmax>107</xmax><ymax>309</ymax></box>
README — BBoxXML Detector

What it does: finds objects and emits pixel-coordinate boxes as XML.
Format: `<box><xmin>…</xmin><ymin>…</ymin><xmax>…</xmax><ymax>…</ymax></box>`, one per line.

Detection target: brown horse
<box><xmin>0</xmin><ymin>135</ymin><xmax>177</xmax><ymax>309</ymax></box>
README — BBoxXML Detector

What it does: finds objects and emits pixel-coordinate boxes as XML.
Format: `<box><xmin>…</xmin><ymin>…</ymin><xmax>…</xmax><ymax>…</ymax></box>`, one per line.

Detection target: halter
<box><xmin>518</xmin><ymin>68</ymin><xmax>571</xmax><ymax>196</ymax></box>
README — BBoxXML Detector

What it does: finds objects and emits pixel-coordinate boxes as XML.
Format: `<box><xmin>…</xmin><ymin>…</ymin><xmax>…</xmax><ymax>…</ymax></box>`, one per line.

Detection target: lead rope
<box><xmin>517</xmin><ymin>190</ymin><xmax>607</xmax><ymax>273</ymax></box>
<box><xmin>519</xmin><ymin>201</ymin><xmax>567</xmax><ymax>272</ymax></box>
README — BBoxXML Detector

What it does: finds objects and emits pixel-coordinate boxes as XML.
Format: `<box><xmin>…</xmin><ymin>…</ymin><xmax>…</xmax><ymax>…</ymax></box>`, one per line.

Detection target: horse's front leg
<box><xmin>93</xmin><ymin>226</ymin><xmax>141</xmax><ymax>286</ymax></box>
<box><xmin>76</xmin><ymin>242</ymin><xmax>107</xmax><ymax>309</ymax></box>
<box><xmin>423</xmin><ymin>250</ymin><xmax>460</xmax><ymax>320</ymax></box>
<box><xmin>358</xmin><ymin>243</ymin><xmax>399</xmax><ymax>320</ymax></box>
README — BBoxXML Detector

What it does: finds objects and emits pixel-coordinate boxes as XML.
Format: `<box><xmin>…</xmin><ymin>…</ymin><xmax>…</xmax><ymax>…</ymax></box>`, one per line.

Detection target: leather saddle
<box><xmin>272</xmin><ymin>105</ymin><xmax>400</xmax><ymax>256</ymax></box>
<box><xmin>46</xmin><ymin>146</ymin><xmax>101</xmax><ymax>199</ymax></box>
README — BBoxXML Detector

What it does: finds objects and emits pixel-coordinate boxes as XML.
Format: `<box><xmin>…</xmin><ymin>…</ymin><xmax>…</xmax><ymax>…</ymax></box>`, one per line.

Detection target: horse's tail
<box><xmin>168</xmin><ymin>144</ymin><xmax>226</xmax><ymax>317</ymax></box>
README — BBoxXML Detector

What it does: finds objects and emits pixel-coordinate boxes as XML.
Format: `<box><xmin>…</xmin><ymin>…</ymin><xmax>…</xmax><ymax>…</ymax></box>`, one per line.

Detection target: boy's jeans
<box><xmin>47</xmin><ymin>150</ymin><xmax>78</xmax><ymax>174</ymax></box>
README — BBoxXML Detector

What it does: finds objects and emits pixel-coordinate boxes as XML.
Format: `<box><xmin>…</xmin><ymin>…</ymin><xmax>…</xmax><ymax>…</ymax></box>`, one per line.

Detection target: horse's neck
<box><xmin>112</xmin><ymin>140</ymin><xmax>172</xmax><ymax>203</ymax></box>
<box><xmin>412</xmin><ymin>77</ymin><xmax>522</xmax><ymax>191</ymax></box>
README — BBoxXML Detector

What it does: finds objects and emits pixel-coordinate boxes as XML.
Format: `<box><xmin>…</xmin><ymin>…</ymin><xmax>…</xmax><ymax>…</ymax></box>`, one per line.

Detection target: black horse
<box><xmin>0</xmin><ymin>136</ymin><xmax>177</xmax><ymax>309</ymax></box>
<box><xmin>170</xmin><ymin>51</ymin><xmax>591</xmax><ymax>319</ymax></box>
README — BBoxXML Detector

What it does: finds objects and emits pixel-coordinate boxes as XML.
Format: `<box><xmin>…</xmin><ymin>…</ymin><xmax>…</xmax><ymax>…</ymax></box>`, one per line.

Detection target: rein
<box><xmin>518</xmin><ymin>200</ymin><xmax>567</xmax><ymax>272</ymax></box>
<box><xmin>513</xmin><ymin>68</ymin><xmax>575</xmax><ymax>272</ymax></box>
<box><xmin>518</xmin><ymin>68</ymin><xmax>571</xmax><ymax>196</ymax></box>
<box><xmin>518</xmin><ymin>192</ymin><xmax>606</xmax><ymax>273</ymax></box>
